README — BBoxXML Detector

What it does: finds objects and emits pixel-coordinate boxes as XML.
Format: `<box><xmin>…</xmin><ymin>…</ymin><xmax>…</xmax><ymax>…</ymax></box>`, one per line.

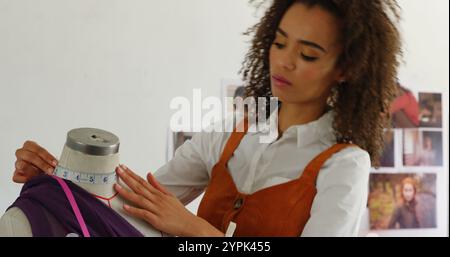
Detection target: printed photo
<box><xmin>221</xmin><ymin>79</ymin><xmax>245</xmax><ymax>116</ymax></box>
<box><xmin>166</xmin><ymin>130</ymin><xmax>197</xmax><ymax>162</ymax></box>
<box><xmin>418</xmin><ymin>92</ymin><xmax>442</xmax><ymax>128</ymax></box>
<box><xmin>390</xmin><ymin>84</ymin><xmax>420</xmax><ymax>128</ymax></box>
<box><xmin>368</xmin><ymin>173</ymin><xmax>437</xmax><ymax>230</ymax></box>
<box><xmin>403</xmin><ymin>129</ymin><xmax>443</xmax><ymax>167</ymax></box>
<box><xmin>379</xmin><ymin>129</ymin><xmax>396</xmax><ymax>168</ymax></box>
<box><xmin>173</xmin><ymin>131</ymin><xmax>195</xmax><ymax>152</ymax></box>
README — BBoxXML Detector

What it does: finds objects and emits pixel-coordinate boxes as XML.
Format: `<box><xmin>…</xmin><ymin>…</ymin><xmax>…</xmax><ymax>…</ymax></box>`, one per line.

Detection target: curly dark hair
<box><xmin>240</xmin><ymin>0</ymin><xmax>403</xmax><ymax>167</ymax></box>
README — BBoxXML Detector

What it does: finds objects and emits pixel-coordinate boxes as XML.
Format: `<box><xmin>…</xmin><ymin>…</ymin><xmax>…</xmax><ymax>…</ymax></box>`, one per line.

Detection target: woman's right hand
<box><xmin>13</xmin><ymin>141</ymin><xmax>58</xmax><ymax>184</ymax></box>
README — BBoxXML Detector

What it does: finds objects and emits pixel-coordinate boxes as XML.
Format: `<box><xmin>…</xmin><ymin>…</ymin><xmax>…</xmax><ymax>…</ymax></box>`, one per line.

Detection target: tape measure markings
<box><xmin>54</xmin><ymin>166</ymin><xmax>117</xmax><ymax>185</ymax></box>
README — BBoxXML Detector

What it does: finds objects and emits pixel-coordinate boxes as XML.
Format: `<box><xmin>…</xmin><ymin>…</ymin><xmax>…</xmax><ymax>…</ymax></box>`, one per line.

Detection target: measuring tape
<box><xmin>54</xmin><ymin>166</ymin><xmax>117</xmax><ymax>185</ymax></box>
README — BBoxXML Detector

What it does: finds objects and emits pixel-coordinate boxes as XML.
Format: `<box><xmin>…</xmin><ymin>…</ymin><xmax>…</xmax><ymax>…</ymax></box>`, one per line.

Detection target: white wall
<box><xmin>0</xmin><ymin>0</ymin><xmax>448</xmax><ymax>236</ymax></box>
<box><xmin>0</xmin><ymin>0</ymin><xmax>259</xmax><ymax>214</ymax></box>
<box><xmin>370</xmin><ymin>0</ymin><xmax>449</xmax><ymax>237</ymax></box>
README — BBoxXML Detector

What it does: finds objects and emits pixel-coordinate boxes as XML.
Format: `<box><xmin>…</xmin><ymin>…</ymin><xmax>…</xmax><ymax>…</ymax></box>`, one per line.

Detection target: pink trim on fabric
<box><xmin>52</xmin><ymin>175</ymin><xmax>91</xmax><ymax>237</ymax></box>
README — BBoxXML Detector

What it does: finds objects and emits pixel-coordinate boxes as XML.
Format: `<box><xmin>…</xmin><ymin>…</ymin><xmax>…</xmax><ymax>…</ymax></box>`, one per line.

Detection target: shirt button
<box><xmin>234</xmin><ymin>198</ymin><xmax>243</xmax><ymax>209</ymax></box>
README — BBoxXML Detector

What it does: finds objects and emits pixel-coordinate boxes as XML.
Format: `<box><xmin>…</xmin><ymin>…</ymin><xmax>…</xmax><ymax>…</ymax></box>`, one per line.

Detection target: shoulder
<box><xmin>327</xmin><ymin>146</ymin><xmax>371</xmax><ymax>168</ymax></box>
<box><xmin>317</xmin><ymin>146</ymin><xmax>371</xmax><ymax>188</ymax></box>
<box><xmin>189</xmin><ymin>113</ymin><xmax>239</xmax><ymax>153</ymax></box>
<box><xmin>0</xmin><ymin>207</ymin><xmax>32</xmax><ymax>236</ymax></box>
<box><xmin>1</xmin><ymin>207</ymin><xmax>29</xmax><ymax>223</ymax></box>
<box><xmin>173</xmin><ymin>114</ymin><xmax>237</xmax><ymax>171</ymax></box>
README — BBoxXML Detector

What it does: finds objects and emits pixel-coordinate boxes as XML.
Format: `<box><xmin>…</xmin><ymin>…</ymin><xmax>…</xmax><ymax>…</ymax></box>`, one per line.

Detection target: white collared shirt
<box><xmin>154</xmin><ymin>110</ymin><xmax>371</xmax><ymax>237</ymax></box>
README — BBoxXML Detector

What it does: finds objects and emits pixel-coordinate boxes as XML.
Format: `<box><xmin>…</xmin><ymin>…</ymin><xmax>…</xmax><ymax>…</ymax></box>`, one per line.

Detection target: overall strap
<box><xmin>52</xmin><ymin>175</ymin><xmax>91</xmax><ymax>237</ymax></box>
<box><xmin>218</xmin><ymin>118</ymin><xmax>249</xmax><ymax>166</ymax></box>
<box><xmin>301</xmin><ymin>144</ymin><xmax>358</xmax><ymax>184</ymax></box>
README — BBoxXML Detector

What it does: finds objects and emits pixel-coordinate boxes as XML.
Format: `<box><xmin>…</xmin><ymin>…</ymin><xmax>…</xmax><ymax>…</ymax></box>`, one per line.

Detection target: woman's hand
<box><xmin>13</xmin><ymin>141</ymin><xmax>58</xmax><ymax>183</ymax></box>
<box><xmin>114</xmin><ymin>164</ymin><xmax>224</xmax><ymax>237</ymax></box>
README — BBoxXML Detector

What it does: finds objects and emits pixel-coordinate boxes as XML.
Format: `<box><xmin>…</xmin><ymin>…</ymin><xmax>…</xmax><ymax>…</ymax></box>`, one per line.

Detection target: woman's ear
<box><xmin>337</xmin><ymin>76</ymin><xmax>346</xmax><ymax>84</ymax></box>
<box><xmin>335</xmin><ymin>71</ymin><xmax>347</xmax><ymax>84</ymax></box>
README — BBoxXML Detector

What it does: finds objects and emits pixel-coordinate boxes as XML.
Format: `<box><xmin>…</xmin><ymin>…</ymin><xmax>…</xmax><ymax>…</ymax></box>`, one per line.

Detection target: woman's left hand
<box><xmin>114</xmin><ymin>164</ymin><xmax>223</xmax><ymax>237</ymax></box>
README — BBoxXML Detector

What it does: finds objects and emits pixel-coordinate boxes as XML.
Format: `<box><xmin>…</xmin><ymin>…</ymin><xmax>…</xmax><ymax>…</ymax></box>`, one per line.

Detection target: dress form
<box><xmin>0</xmin><ymin>128</ymin><xmax>165</xmax><ymax>237</ymax></box>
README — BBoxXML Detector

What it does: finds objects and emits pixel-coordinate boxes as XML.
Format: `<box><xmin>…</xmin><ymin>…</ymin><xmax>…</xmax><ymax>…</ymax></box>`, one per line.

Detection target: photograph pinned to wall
<box><xmin>389</xmin><ymin>83</ymin><xmax>420</xmax><ymax>129</ymax></box>
<box><xmin>418</xmin><ymin>92</ymin><xmax>442</xmax><ymax>128</ymax></box>
<box><xmin>221</xmin><ymin>79</ymin><xmax>245</xmax><ymax>117</ymax></box>
<box><xmin>403</xmin><ymin>129</ymin><xmax>443</xmax><ymax>167</ymax></box>
<box><xmin>379</xmin><ymin>129</ymin><xmax>396</xmax><ymax>168</ymax></box>
<box><xmin>165</xmin><ymin>128</ymin><xmax>197</xmax><ymax>162</ymax></box>
<box><xmin>368</xmin><ymin>173</ymin><xmax>437</xmax><ymax>230</ymax></box>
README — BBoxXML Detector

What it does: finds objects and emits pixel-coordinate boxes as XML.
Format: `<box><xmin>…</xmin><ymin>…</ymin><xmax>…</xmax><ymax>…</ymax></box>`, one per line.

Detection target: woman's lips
<box><xmin>272</xmin><ymin>75</ymin><xmax>292</xmax><ymax>88</ymax></box>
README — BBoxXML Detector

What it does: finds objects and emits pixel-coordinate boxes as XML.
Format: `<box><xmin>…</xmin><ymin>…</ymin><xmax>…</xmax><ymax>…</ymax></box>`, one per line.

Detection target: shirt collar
<box><xmin>249</xmin><ymin>109</ymin><xmax>336</xmax><ymax>147</ymax></box>
<box><xmin>295</xmin><ymin>111</ymin><xmax>336</xmax><ymax>147</ymax></box>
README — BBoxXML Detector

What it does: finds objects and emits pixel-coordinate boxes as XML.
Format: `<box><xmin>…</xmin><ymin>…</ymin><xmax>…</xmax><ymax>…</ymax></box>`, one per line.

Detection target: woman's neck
<box><xmin>278</xmin><ymin>102</ymin><xmax>328</xmax><ymax>134</ymax></box>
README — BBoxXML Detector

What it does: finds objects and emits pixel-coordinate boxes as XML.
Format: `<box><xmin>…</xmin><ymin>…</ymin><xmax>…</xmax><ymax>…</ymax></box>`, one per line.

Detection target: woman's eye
<box><xmin>301</xmin><ymin>53</ymin><xmax>318</xmax><ymax>62</ymax></box>
<box><xmin>273</xmin><ymin>42</ymin><xmax>285</xmax><ymax>49</ymax></box>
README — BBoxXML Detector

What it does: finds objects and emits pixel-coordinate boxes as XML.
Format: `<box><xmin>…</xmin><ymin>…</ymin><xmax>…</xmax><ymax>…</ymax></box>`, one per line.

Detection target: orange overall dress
<box><xmin>197</xmin><ymin>119</ymin><xmax>357</xmax><ymax>236</ymax></box>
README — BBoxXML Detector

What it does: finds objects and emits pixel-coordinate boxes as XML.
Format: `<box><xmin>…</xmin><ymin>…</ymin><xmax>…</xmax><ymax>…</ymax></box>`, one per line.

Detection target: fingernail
<box><xmin>120</xmin><ymin>164</ymin><xmax>128</xmax><ymax>170</ymax></box>
<box><xmin>123</xmin><ymin>204</ymin><xmax>130</xmax><ymax>210</ymax></box>
<box><xmin>115</xmin><ymin>183</ymin><xmax>122</xmax><ymax>189</ymax></box>
<box><xmin>17</xmin><ymin>162</ymin><xmax>24</xmax><ymax>169</ymax></box>
<box><xmin>47</xmin><ymin>167</ymin><xmax>54</xmax><ymax>174</ymax></box>
<box><xmin>117</xmin><ymin>166</ymin><xmax>124</xmax><ymax>174</ymax></box>
<box><xmin>52</xmin><ymin>160</ymin><xmax>58</xmax><ymax>167</ymax></box>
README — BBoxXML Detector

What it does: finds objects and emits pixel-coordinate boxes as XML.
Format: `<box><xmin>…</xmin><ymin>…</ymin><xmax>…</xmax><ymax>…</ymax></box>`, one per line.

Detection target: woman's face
<box><xmin>402</xmin><ymin>183</ymin><xmax>415</xmax><ymax>202</ymax></box>
<box><xmin>269</xmin><ymin>3</ymin><xmax>344</xmax><ymax>106</ymax></box>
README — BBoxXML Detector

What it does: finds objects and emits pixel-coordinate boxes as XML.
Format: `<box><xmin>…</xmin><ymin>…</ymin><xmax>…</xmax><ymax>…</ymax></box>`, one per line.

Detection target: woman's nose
<box><xmin>278</xmin><ymin>51</ymin><xmax>296</xmax><ymax>71</ymax></box>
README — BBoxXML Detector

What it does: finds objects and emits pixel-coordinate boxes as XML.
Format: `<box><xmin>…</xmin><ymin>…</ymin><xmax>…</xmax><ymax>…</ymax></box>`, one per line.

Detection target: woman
<box><xmin>12</xmin><ymin>0</ymin><xmax>402</xmax><ymax>236</ymax></box>
<box><xmin>388</xmin><ymin>177</ymin><xmax>420</xmax><ymax>229</ymax></box>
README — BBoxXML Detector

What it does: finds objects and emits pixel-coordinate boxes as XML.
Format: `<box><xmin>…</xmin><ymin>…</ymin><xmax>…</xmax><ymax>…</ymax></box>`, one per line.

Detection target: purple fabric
<box><xmin>7</xmin><ymin>174</ymin><xmax>143</xmax><ymax>237</ymax></box>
